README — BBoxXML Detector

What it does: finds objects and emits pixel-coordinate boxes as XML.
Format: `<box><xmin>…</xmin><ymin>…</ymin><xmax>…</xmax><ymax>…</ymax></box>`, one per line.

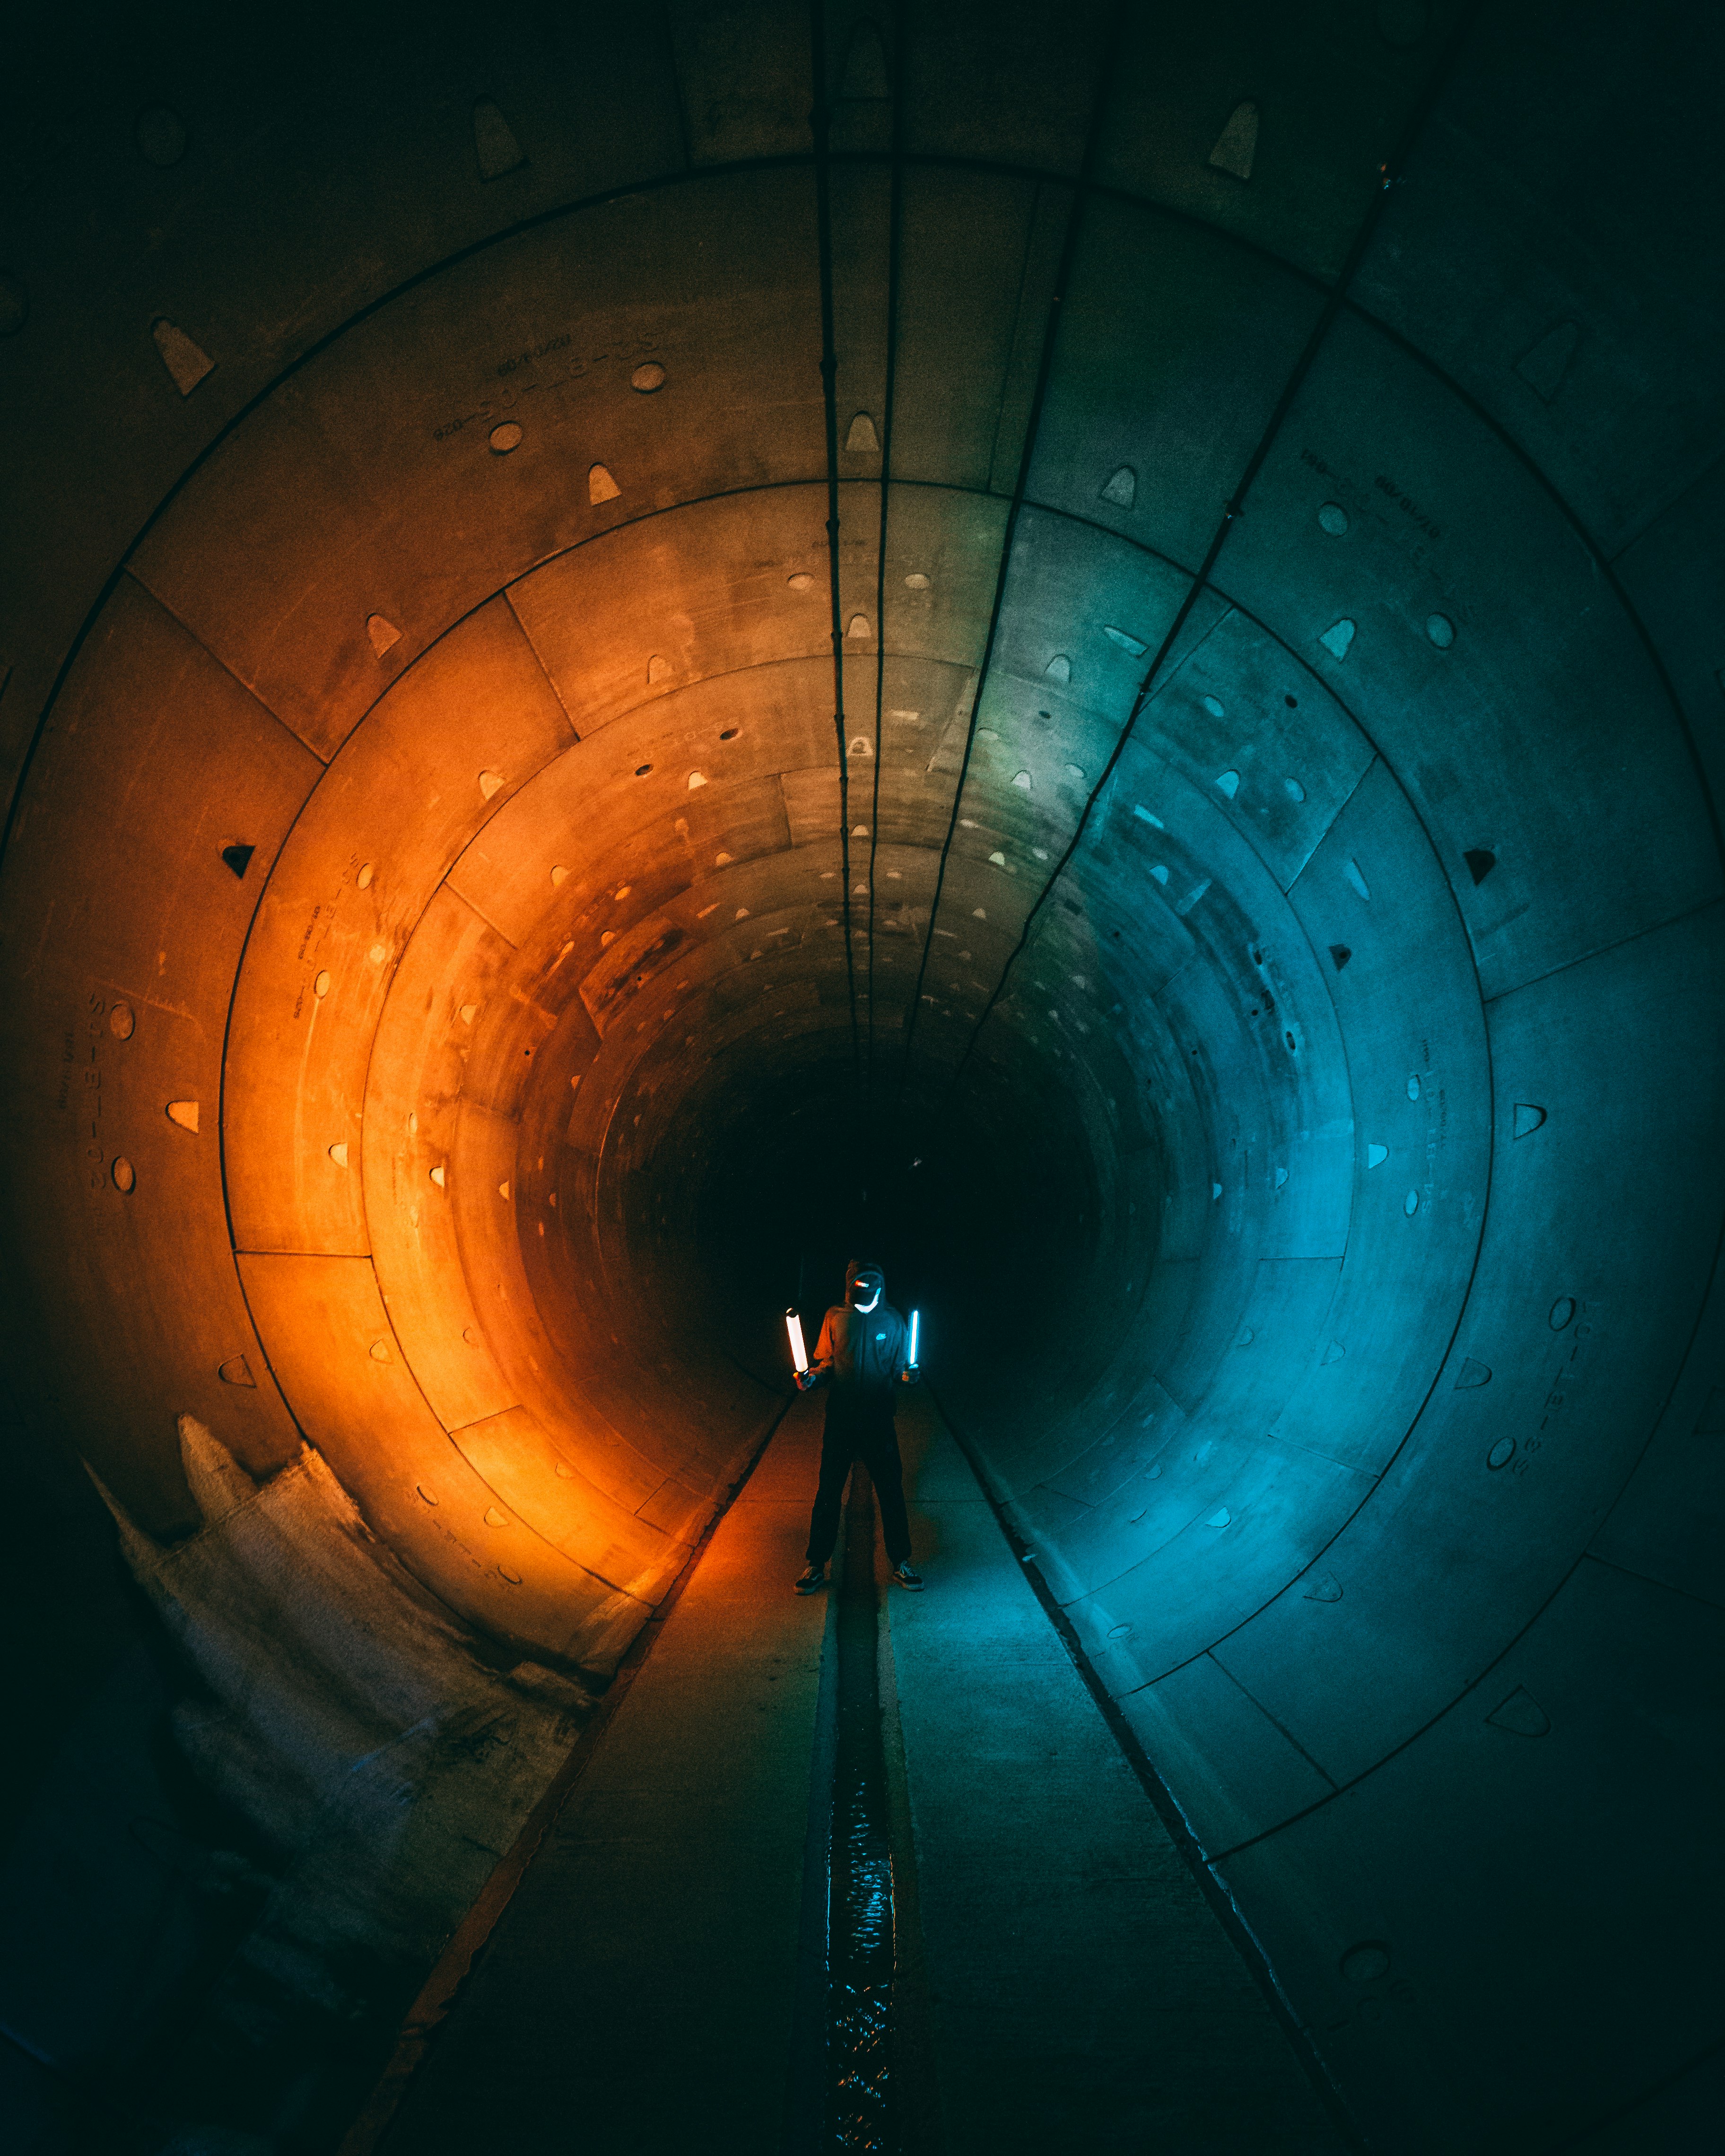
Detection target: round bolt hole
<box><xmin>1487</xmin><ymin>1436</ymin><xmax>1516</xmax><ymax>1470</ymax></box>
<box><xmin>489</xmin><ymin>421</ymin><xmax>524</xmax><ymax>454</ymax></box>
<box><xmin>109</xmin><ymin>1001</ymin><xmax>136</xmax><ymax>1040</ymax></box>
<box><xmin>635</xmin><ymin>763</ymin><xmax>653</xmax><ymax>777</ymax></box>
<box><xmin>1318</xmin><ymin>501</ymin><xmax>1350</xmax><ymax>536</ymax></box>
<box><xmin>1340</xmin><ymin>1942</ymin><xmax>1391</xmax><ymax>1984</ymax></box>
<box><xmin>1427</xmin><ymin>612</ymin><xmax>1455</xmax><ymax>649</ymax></box>
<box><xmin>719</xmin><ymin>727</ymin><xmax>739</xmax><ymax>740</ymax></box>
<box><xmin>1284</xmin><ymin>694</ymin><xmax>1298</xmax><ymax>707</ymax></box>
<box><xmin>111</xmin><ymin>1157</ymin><xmax>136</xmax><ymax>1193</ymax></box>
<box><xmin>631</xmin><ymin>361</ymin><xmax>666</xmax><ymax>392</ymax></box>
<box><xmin>1549</xmin><ymin>1296</ymin><xmax>1577</xmax><ymax>1330</ymax></box>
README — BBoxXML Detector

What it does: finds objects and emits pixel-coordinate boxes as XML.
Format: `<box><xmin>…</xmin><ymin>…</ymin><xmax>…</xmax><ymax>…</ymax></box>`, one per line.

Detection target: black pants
<box><xmin>805</xmin><ymin>1409</ymin><xmax>912</xmax><ymax>1567</ymax></box>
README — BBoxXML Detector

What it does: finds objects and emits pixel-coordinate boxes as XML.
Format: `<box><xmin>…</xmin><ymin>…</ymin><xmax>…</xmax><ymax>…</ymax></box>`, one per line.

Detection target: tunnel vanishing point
<box><xmin>2</xmin><ymin>4</ymin><xmax>1722</xmax><ymax>2153</ymax></box>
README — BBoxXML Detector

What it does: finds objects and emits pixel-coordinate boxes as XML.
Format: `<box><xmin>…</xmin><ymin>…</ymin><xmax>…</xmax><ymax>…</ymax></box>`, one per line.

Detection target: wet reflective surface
<box><xmin>828</xmin><ymin>1468</ymin><xmax>897</xmax><ymax>2152</ymax></box>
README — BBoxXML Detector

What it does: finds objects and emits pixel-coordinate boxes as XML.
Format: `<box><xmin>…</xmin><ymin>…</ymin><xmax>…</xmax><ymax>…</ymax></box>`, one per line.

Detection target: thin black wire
<box><xmin>890</xmin><ymin>0</ymin><xmax>1128</xmax><ymax>1121</ymax></box>
<box><xmin>864</xmin><ymin>1</ymin><xmax>909</xmax><ymax>1210</ymax></box>
<box><xmin>809</xmin><ymin>0</ymin><xmax>862</xmax><ymax>1095</ymax></box>
<box><xmin>933</xmin><ymin>0</ymin><xmax>1489</xmax><ymax>1116</ymax></box>
<box><xmin>28</xmin><ymin>113</ymin><xmax>1659</xmax><ymax>876</ymax></box>
<box><xmin>0</xmin><ymin>139</ymin><xmax>1355</xmax><ymax>871</ymax></box>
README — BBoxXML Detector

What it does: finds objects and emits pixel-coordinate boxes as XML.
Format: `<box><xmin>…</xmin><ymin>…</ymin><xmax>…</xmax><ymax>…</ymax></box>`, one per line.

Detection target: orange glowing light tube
<box><xmin>785</xmin><ymin>1308</ymin><xmax>809</xmax><ymax>1374</ymax></box>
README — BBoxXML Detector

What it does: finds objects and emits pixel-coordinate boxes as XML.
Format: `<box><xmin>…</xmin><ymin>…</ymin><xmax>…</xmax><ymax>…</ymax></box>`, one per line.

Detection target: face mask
<box><xmin>850</xmin><ymin>1277</ymin><xmax>882</xmax><ymax>1312</ymax></box>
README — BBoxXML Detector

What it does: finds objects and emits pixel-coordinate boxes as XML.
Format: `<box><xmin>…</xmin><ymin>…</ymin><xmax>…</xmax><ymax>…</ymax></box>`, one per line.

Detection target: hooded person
<box><xmin>793</xmin><ymin>1258</ymin><xmax>923</xmax><ymax>1593</ymax></box>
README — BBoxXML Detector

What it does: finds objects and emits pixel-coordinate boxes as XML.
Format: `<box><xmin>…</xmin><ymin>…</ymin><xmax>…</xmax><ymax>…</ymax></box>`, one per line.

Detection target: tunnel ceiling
<box><xmin>3</xmin><ymin>4</ymin><xmax>1724</xmax><ymax>2143</ymax></box>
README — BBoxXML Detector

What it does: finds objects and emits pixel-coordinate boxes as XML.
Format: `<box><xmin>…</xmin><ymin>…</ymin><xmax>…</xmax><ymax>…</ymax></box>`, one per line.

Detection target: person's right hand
<box><xmin>794</xmin><ymin>1367</ymin><xmax>817</xmax><ymax>1392</ymax></box>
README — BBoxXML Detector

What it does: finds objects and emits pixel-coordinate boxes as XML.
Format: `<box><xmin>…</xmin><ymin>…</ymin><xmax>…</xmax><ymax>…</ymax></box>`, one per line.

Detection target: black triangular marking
<box><xmin>1329</xmin><ymin>945</ymin><xmax>1351</xmax><ymax>971</ymax></box>
<box><xmin>222</xmin><ymin>843</ymin><xmax>255</xmax><ymax>879</ymax></box>
<box><xmin>1464</xmin><ymin>848</ymin><xmax>1496</xmax><ymax>885</ymax></box>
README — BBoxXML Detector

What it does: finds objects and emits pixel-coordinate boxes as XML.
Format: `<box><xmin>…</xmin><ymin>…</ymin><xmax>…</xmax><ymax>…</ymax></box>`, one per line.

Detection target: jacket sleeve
<box><xmin>809</xmin><ymin>1307</ymin><xmax>839</xmax><ymax>1383</ymax></box>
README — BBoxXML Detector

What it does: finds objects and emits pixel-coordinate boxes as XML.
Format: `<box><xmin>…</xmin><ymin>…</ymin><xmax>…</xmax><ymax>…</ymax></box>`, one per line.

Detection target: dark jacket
<box><xmin>808</xmin><ymin>1260</ymin><xmax>915</xmax><ymax>1409</ymax></box>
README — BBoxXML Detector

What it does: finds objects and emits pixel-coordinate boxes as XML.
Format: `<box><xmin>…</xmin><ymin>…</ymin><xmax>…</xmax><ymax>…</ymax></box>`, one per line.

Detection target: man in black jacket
<box><xmin>793</xmin><ymin>1258</ymin><xmax>923</xmax><ymax>1594</ymax></box>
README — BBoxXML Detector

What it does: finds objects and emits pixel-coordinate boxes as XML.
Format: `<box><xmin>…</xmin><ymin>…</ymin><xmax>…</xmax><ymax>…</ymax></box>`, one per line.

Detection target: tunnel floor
<box><xmin>352</xmin><ymin>1392</ymin><xmax>1345</xmax><ymax>2155</ymax></box>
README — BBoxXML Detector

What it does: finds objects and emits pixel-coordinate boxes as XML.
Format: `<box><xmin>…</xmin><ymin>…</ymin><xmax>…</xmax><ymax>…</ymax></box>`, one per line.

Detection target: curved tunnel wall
<box><xmin>2</xmin><ymin>4</ymin><xmax>1723</xmax><ymax>2148</ymax></box>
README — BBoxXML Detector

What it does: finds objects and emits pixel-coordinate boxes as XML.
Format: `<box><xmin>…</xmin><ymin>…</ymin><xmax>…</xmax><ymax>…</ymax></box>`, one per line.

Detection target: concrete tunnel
<box><xmin>2</xmin><ymin>2</ymin><xmax>1721</xmax><ymax>2151</ymax></box>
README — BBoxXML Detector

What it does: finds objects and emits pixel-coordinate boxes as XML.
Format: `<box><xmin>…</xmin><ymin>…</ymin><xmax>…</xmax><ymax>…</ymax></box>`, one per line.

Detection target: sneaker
<box><xmin>794</xmin><ymin>1565</ymin><xmax>827</xmax><ymax>1596</ymax></box>
<box><xmin>889</xmin><ymin>1564</ymin><xmax>924</xmax><ymax>1591</ymax></box>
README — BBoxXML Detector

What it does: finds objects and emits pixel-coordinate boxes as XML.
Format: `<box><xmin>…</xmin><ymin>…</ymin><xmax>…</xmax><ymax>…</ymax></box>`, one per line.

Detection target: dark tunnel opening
<box><xmin>2</xmin><ymin>3</ymin><xmax>1724</xmax><ymax>2153</ymax></box>
<box><xmin>670</xmin><ymin>1039</ymin><xmax>1119</xmax><ymax>1417</ymax></box>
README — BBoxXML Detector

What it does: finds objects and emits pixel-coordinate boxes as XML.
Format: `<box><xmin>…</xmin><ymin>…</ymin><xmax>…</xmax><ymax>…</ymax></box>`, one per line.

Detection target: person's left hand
<box><xmin>900</xmin><ymin>1364</ymin><xmax>921</xmax><ymax>1384</ymax></box>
